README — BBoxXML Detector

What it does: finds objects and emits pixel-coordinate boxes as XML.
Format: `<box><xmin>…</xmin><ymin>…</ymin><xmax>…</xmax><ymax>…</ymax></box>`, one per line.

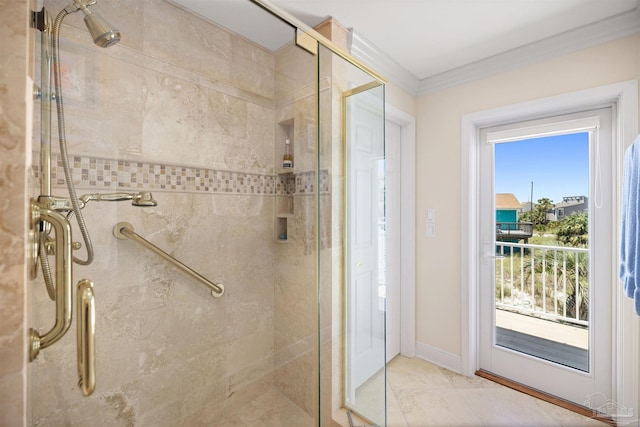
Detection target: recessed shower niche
<box><xmin>276</xmin><ymin>195</ymin><xmax>293</xmax><ymax>242</ymax></box>
<box><xmin>276</xmin><ymin>118</ymin><xmax>295</xmax><ymax>242</ymax></box>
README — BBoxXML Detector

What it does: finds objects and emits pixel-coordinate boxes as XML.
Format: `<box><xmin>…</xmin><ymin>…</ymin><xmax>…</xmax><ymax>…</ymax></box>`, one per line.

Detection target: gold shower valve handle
<box><xmin>38</xmin><ymin>195</ymin><xmax>74</xmax><ymax>211</ymax></box>
<box><xmin>42</xmin><ymin>237</ymin><xmax>82</xmax><ymax>254</ymax></box>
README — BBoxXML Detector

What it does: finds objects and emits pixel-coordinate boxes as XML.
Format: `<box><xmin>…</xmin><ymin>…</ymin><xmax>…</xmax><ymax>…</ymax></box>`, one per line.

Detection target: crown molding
<box><xmin>348</xmin><ymin>29</ymin><xmax>421</xmax><ymax>95</ymax></box>
<box><xmin>348</xmin><ymin>7</ymin><xmax>640</xmax><ymax>97</ymax></box>
<box><xmin>418</xmin><ymin>7</ymin><xmax>640</xmax><ymax>95</ymax></box>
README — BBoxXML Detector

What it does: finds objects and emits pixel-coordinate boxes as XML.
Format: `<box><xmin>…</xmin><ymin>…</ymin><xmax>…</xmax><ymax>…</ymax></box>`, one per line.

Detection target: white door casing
<box><xmin>385</xmin><ymin>119</ymin><xmax>401</xmax><ymax>361</ymax></box>
<box><xmin>385</xmin><ymin>103</ymin><xmax>417</xmax><ymax>359</ymax></box>
<box><xmin>461</xmin><ymin>80</ymin><xmax>638</xmax><ymax>413</ymax></box>
<box><xmin>478</xmin><ymin>108</ymin><xmax>612</xmax><ymax>406</ymax></box>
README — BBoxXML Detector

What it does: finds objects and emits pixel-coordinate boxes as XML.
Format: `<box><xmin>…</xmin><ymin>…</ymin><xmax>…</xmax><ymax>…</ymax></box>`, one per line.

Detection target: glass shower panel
<box><xmin>28</xmin><ymin>1</ymin><xmax>318</xmax><ymax>426</ymax></box>
<box><xmin>318</xmin><ymin>44</ymin><xmax>386</xmax><ymax>426</ymax></box>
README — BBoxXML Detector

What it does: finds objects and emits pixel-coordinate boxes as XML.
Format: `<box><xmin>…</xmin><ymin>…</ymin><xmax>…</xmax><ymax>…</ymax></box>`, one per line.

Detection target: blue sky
<box><xmin>494</xmin><ymin>132</ymin><xmax>589</xmax><ymax>205</ymax></box>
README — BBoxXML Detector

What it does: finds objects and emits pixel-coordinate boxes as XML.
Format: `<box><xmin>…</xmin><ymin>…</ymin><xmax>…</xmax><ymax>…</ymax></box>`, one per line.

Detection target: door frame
<box><xmin>461</xmin><ymin>80</ymin><xmax>638</xmax><ymax>412</ymax></box>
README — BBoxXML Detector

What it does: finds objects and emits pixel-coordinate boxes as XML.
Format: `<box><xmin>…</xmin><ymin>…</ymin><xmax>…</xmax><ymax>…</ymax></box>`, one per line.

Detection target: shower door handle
<box><xmin>77</xmin><ymin>279</ymin><xmax>96</xmax><ymax>396</ymax></box>
<box><xmin>29</xmin><ymin>202</ymin><xmax>73</xmax><ymax>362</ymax></box>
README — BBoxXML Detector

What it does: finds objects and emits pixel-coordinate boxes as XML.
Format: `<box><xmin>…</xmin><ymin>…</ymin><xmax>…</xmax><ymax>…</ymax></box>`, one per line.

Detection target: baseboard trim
<box><xmin>415</xmin><ymin>341</ymin><xmax>462</xmax><ymax>374</ymax></box>
<box><xmin>476</xmin><ymin>370</ymin><xmax>615</xmax><ymax>426</ymax></box>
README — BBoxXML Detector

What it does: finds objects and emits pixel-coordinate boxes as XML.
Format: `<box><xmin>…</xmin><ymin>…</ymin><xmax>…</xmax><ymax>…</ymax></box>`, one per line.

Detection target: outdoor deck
<box><xmin>496</xmin><ymin>309</ymin><xmax>588</xmax><ymax>372</ymax></box>
<box><xmin>496</xmin><ymin>221</ymin><xmax>534</xmax><ymax>242</ymax></box>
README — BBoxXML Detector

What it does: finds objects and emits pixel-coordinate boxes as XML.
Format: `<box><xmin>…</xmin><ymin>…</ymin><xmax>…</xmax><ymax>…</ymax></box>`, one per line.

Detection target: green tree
<box><xmin>519</xmin><ymin>210</ymin><xmax>532</xmax><ymax>222</ymax></box>
<box><xmin>556</xmin><ymin>212</ymin><xmax>588</xmax><ymax>247</ymax></box>
<box><xmin>532</xmin><ymin>198</ymin><xmax>554</xmax><ymax>225</ymax></box>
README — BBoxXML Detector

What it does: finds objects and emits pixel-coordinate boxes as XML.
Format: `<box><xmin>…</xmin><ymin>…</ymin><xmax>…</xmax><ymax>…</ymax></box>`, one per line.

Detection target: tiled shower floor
<box><xmin>211</xmin><ymin>388</ymin><xmax>314</xmax><ymax>427</ymax></box>
<box><xmin>180</xmin><ymin>385</ymin><xmax>314</xmax><ymax>427</ymax></box>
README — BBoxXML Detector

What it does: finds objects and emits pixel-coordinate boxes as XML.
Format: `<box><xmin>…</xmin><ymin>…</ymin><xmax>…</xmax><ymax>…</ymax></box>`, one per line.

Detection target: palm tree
<box><xmin>557</xmin><ymin>212</ymin><xmax>588</xmax><ymax>246</ymax></box>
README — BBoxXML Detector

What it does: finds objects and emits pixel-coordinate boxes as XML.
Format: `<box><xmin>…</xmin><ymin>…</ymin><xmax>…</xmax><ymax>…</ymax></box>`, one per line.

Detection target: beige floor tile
<box><xmin>387</xmin><ymin>356</ymin><xmax>608</xmax><ymax>427</ymax></box>
<box><xmin>438</xmin><ymin>367</ymin><xmax>502</xmax><ymax>390</ymax></box>
<box><xmin>528</xmin><ymin>394</ymin><xmax>611</xmax><ymax>427</ymax></box>
<box><xmin>187</xmin><ymin>355</ymin><xmax>610</xmax><ymax>427</ymax></box>
<box><xmin>387</xmin><ymin>382</ymin><xmax>409</xmax><ymax>427</ymax></box>
<box><xmin>387</xmin><ymin>356</ymin><xmax>452</xmax><ymax>394</ymax></box>
<box><xmin>395</xmin><ymin>388</ymin><xmax>483</xmax><ymax>426</ymax></box>
<box><xmin>458</xmin><ymin>387</ymin><xmax>564</xmax><ymax>426</ymax></box>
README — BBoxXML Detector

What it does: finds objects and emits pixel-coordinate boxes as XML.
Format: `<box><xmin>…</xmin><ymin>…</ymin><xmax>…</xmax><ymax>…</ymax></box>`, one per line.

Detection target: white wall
<box><xmin>415</xmin><ymin>33</ymin><xmax>640</xmax><ymax>358</ymax></box>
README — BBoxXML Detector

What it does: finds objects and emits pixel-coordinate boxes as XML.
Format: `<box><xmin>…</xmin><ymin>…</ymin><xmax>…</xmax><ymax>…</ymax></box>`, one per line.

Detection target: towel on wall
<box><xmin>620</xmin><ymin>134</ymin><xmax>640</xmax><ymax>315</ymax></box>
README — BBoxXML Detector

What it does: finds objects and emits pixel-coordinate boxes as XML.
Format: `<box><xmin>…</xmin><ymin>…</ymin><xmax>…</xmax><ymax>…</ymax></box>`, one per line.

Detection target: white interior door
<box><xmin>345</xmin><ymin>88</ymin><xmax>385</xmax><ymax>404</ymax></box>
<box><xmin>478</xmin><ymin>108</ymin><xmax>614</xmax><ymax>407</ymax></box>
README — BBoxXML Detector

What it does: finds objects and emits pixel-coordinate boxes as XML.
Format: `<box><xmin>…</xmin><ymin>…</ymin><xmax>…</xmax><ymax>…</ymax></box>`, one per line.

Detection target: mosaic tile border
<box><xmin>34</xmin><ymin>153</ymin><xmax>329</xmax><ymax>195</ymax></box>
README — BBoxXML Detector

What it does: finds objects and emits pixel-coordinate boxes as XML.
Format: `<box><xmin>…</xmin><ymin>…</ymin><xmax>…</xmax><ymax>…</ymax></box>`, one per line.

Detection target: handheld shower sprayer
<box><xmin>79</xmin><ymin>192</ymin><xmax>159</xmax><ymax>208</ymax></box>
<box><xmin>65</xmin><ymin>0</ymin><xmax>120</xmax><ymax>48</ymax></box>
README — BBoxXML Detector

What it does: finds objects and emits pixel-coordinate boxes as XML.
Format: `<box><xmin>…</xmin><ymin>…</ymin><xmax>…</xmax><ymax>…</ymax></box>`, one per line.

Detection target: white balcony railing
<box><xmin>495</xmin><ymin>242</ymin><xmax>589</xmax><ymax>327</ymax></box>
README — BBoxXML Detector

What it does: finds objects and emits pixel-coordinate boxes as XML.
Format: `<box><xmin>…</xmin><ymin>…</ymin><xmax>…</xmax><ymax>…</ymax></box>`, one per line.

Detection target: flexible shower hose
<box><xmin>40</xmin><ymin>231</ymin><xmax>56</xmax><ymax>300</ymax></box>
<box><xmin>50</xmin><ymin>8</ymin><xmax>94</xmax><ymax>266</ymax></box>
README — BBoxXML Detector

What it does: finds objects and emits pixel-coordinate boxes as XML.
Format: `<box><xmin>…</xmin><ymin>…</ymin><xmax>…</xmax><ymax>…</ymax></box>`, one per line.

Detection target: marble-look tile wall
<box><xmin>272</xmin><ymin>40</ymin><xmax>320</xmax><ymax>418</ymax></box>
<box><xmin>0</xmin><ymin>1</ymin><xmax>31</xmax><ymax>426</ymax></box>
<box><xmin>27</xmin><ymin>0</ymin><xmax>321</xmax><ymax>425</ymax></box>
<box><xmin>317</xmin><ymin>20</ymin><xmax>349</xmax><ymax>425</ymax></box>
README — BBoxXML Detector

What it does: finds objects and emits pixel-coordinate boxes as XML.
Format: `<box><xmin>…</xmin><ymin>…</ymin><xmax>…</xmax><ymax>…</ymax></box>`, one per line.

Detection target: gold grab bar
<box><xmin>112</xmin><ymin>222</ymin><xmax>225</xmax><ymax>298</ymax></box>
<box><xmin>29</xmin><ymin>203</ymin><xmax>73</xmax><ymax>361</ymax></box>
<box><xmin>76</xmin><ymin>279</ymin><xmax>96</xmax><ymax>396</ymax></box>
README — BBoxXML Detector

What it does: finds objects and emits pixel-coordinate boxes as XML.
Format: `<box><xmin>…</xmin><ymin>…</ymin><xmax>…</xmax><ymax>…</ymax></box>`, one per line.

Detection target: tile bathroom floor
<box><xmin>188</xmin><ymin>356</ymin><xmax>609</xmax><ymax>426</ymax></box>
<box><xmin>385</xmin><ymin>356</ymin><xmax>609</xmax><ymax>427</ymax></box>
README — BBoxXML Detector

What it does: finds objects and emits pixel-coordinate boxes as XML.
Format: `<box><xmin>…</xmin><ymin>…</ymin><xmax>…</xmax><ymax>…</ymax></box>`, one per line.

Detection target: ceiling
<box><xmin>272</xmin><ymin>0</ymin><xmax>639</xmax><ymax>81</ymax></box>
<box><xmin>172</xmin><ymin>0</ymin><xmax>640</xmax><ymax>93</ymax></box>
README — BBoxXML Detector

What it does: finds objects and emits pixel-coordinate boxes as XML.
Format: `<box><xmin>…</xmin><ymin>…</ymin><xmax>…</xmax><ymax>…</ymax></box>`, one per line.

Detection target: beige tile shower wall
<box><xmin>0</xmin><ymin>1</ymin><xmax>30</xmax><ymax>426</ymax></box>
<box><xmin>29</xmin><ymin>1</ymin><xmax>279</xmax><ymax>425</ymax></box>
<box><xmin>272</xmin><ymin>41</ymin><xmax>320</xmax><ymax>418</ymax></box>
<box><xmin>43</xmin><ymin>0</ymin><xmax>276</xmax><ymax>173</ymax></box>
<box><xmin>30</xmin><ymin>194</ymin><xmax>276</xmax><ymax>426</ymax></box>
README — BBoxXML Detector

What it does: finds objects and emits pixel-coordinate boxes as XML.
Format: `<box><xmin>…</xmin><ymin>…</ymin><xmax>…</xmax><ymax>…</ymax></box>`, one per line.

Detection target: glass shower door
<box><xmin>344</xmin><ymin>80</ymin><xmax>386</xmax><ymax>425</ymax></box>
<box><xmin>28</xmin><ymin>1</ymin><xmax>320</xmax><ymax>426</ymax></box>
<box><xmin>27</xmin><ymin>2</ymin><xmax>386</xmax><ymax>426</ymax></box>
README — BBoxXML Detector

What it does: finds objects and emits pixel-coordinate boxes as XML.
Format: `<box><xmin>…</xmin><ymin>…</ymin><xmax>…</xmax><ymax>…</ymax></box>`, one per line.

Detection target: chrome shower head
<box><xmin>66</xmin><ymin>0</ymin><xmax>120</xmax><ymax>48</ymax></box>
<box><xmin>82</xmin><ymin>10</ymin><xmax>120</xmax><ymax>48</ymax></box>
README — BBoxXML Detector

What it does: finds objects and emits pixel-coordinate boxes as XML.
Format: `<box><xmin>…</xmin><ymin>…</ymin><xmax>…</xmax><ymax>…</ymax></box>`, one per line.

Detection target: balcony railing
<box><xmin>495</xmin><ymin>241</ymin><xmax>589</xmax><ymax>327</ymax></box>
<box><xmin>496</xmin><ymin>221</ymin><xmax>533</xmax><ymax>241</ymax></box>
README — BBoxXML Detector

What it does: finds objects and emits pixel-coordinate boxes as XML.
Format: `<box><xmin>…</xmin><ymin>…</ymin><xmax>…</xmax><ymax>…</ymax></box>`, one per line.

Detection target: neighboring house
<box><xmin>550</xmin><ymin>196</ymin><xmax>588</xmax><ymax>221</ymax></box>
<box><xmin>496</xmin><ymin>193</ymin><xmax>533</xmax><ymax>243</ymax></box>
<box><xmin>496</xmin><ymin>193</ymin><xmax>522</xmax><ymax>223</ymax></box>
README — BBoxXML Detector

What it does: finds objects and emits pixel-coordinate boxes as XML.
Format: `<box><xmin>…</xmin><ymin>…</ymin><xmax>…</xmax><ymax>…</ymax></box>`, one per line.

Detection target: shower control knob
<box><xmin>72</xmin><ymin>242</ymin><xmax>83</xmax><ymax>250</ymax></box>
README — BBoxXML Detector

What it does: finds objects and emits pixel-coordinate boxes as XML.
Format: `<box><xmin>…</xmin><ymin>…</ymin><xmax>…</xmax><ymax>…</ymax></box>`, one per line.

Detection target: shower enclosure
<box><xmin>26</xmin><ymin>0</ymin><xmax>386</xmax><ymax>425</ymax></box>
